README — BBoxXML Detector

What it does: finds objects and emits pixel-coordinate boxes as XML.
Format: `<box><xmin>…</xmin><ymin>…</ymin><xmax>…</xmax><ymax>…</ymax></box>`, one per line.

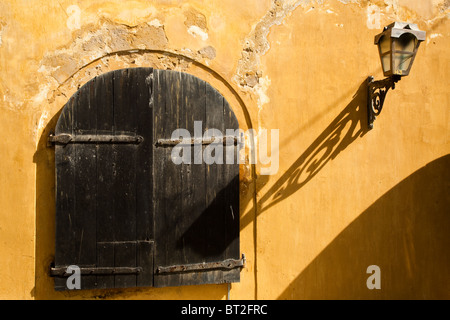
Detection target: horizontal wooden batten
<box><xmin>50</xmin><ymin>266</ymin><xmax>143</xmax><ymax>277</ymax></box>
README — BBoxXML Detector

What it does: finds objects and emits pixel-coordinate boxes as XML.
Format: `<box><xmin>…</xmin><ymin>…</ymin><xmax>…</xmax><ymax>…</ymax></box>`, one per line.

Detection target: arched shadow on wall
<box><xmin>241</xmin><ymin>78</ymin><xmax>371</xmax><ymax>229</ymax></box>
<box><xmin>278</xmin><ymin>154</ymin><xmax>450</xmax><ymax>299</ymax></box>
<box><xmin>33</xmin><ymin>110</ymin><xmax>60</xmax><ymax>299</ymax></box>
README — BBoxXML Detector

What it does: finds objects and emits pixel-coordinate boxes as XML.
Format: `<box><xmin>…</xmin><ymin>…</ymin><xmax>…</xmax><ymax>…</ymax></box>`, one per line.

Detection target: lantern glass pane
<box><xmin>378</xmin><ymin>35</ymin><xmax>391</xmax><ymax>55</ymax></box>
<box><xmin>394</xmin><ymin>33</ymin><xmax>418</xmax><ymax>53</ymax></box>
<box><xmin>381</xmin><ymin>54</ymin><xmax>391</xmax><ymax>73</ymax></box>
<box><xmin>393</xmin><ymin>52</ymin><xmax>413</xmax><ymax>72</ymax></box>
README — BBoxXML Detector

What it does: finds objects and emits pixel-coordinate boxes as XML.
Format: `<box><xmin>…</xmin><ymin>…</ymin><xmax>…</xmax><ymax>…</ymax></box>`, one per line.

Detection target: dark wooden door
<box><xmin>152</xmin><ymin>70</ymin><xmax>240</xmax><ymax>287</ymax></box>
<box><xmin>51</xmin><ymin>68</ymin><xmax>241</xmax><ymax>290</ymax></box>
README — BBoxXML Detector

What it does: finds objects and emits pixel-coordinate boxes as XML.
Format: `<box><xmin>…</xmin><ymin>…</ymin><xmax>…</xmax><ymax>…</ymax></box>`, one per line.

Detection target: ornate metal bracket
<box><xmin>367</xmin><ymin>75</ymin><xmax>401</xmax><ymax>129</ymax></box>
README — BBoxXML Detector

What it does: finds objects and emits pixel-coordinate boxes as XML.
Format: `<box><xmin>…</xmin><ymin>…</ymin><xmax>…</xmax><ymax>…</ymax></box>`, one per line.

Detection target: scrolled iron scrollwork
<box><xmin>367</xmin><ymin>75</ymin><xmax>401</xmax><ymax>129</ymax></box>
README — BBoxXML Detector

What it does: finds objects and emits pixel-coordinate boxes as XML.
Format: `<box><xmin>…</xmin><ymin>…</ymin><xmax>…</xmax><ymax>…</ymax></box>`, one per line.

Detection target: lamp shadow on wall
<box><xmin>241</xmin><ymin>78</ymin><xmax>371</xmax><ymax>229</ymax></box>
<box><xmin>278</xmin><ymin>154</ymin><xmax>450</xmax><ymax>299</ymax></box>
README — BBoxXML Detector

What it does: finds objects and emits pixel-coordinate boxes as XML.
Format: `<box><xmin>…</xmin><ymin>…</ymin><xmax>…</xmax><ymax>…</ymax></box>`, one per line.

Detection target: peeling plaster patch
<box><xmin>0</xmin><ymin>21</ymin><xmax>4</xmax><ymax>47</ymax></box>
<box><xmin>184</xmin><ymin>8</ymin><xmax>208</xmax><ymax>30</ymax></box>
<box><xmin>66</xmin><ymin>5</ymin><xmax>81</xmax><ymax>31</ymax></box>
<box><xmin>148</xmin><ymin>19</ymin><xmax>163</xmax><ymax>28</ymax></box>
<box><xmin>32</xmin><ymin>85</ymin><xmax>50</xmax><ymax>105</ymax></box>
<box><xmin>107</xmin><ymin>27</ymin><xmax>131</xmax><ymax>52</ymax></box>
<box><xmin>131</xmin><ymin>23</ymin><xmax>169</xmax><ymax>49</ymax></box>
<box><xmin>234</xmin><ymin>0</ymin><xmax>315</xmax><ymax>102</ymax></box>
<box><xmin>427</xmin><ymin>33</ymin><xmax>443</xmax><ymax>44</ymax></box>
<box><xmin>39</xmin><ymin>20</ymin><xmax>170</xmax><ymax>85</ymax></box>
<box><xmin>256</xmin><ymin>76</ymin><xmax>271</xmax><ymax>110</ymax></box>
<box><xmin>383</xmin><ymin>0</ymin><xmax>399</xmax><ymax>15</ymax></box>
<box><xmin>234</xmin><ymin>0</ymin><xmax>310</xmax><ymax>135</ymax></box>
<box><xmin>366</xmin><ymin>4</ymin><xmax>381</xmax><ymax>29</ymax></box>
<box><xmin>423</xmin><ymin>0</ymin><xmax>450</xmax><ymax>24</ymax></box>
<box><xmin>82</xmin><ymin>33</ymin><xmax>108</xmax><ymax>52</ymax></box>
<box><xmin>198</xmin><ymin>46</ymin><xmax>216</xmax><ymax>60</ymax></box>
<box><xmin>234</xmin><ymin>0</ymin><xmax>307</xmax><ymax>91</ymax></box>
<box><xmin>37</xmin><ymin>110</ymin><xmax>49</xmax><ymax>132</ymax></box>
<box><xmin>187</xmin><ymin>25</ymin><xmax>208</xmax><ymax>41</ymax></box>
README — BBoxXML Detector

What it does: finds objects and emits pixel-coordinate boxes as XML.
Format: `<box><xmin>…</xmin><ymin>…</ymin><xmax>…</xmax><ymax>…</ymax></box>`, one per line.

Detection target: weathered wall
<box><xmin>0</xmin><ymin>0</ymin><xmax>448</xmax><ymax>299</ymax></box>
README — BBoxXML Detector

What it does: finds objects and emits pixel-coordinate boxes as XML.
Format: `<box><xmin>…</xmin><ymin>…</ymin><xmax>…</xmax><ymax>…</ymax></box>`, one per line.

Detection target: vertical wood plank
<box><xmin>73</xmin><ymin>80</ymin><xmax>98</xmax><ymax>289</ymax></box>
<box><xmin>114</xmin><ymin>242</ymin><xmax>136</xmax><ymax>288</ymax></box>
<box><xmin>54</xmin><ymin>94</ymin><xmax>76</xmax><ymax>290</ymax></box>
<box><xmin>137</xmin><ymin>241</ymin><xmax>153</xmax><ymax>287</ymax></box>
<box><xmin>153</xmin><ymin>69</ymin><xmax>167</xmax><ymax>287</ymax></box>
<box><xmin>205</xmin><ymin>84</ymin><xmax>226</xmax><ymax>262</ymax></box>
<box><xmin>136</xmin><ymin>68</ymin><xmax>154</xmax><ymax>243</ymax></box>
<box><xmin>163</xmin><ymin>70</ymin><xmax>183</xmax><ymax>287</ymax></box>
<box><xmin>113</xmin><ymin>68</ymin><xmax>137</xmax><ymax>242</ymax></box>
<box><xmin>95</xmin><ymin>71</ymin><xmax>116</xmax><ymax>288</ymax></box>
<box><xmin>112</xmin><ymin>68</ymin><xmax>137</xmax><ymax>287</ymax></box>
<box><xmin>97</xmin><ymin>242</ymin><xmax>114</xmax><ymax>289</ymax></box>
<box><xmin>179</xmin><ymin>72</ymin><xmax>206</xmax><ymax>266</ymax></box>
<box><xmin>222</xmin><ymin>99</ymin><xmax>241</xmax><ymax>283</ymax></box>
<box><xmin>203</xmin><ymin>84</ymin><xmax>226</xmax><ymax>285</ymax></box>
<box><xmin>135</xmin><ymin>68</ymin><xmax>154</xmax><ymax>287</ymax></box>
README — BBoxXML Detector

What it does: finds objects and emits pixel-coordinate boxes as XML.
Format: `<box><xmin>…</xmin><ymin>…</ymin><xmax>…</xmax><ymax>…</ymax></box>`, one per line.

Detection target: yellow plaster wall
<box><xmin>0</xmin><ymin>0</ymin><xmax>448</xmax><ymax>299</ymax></box>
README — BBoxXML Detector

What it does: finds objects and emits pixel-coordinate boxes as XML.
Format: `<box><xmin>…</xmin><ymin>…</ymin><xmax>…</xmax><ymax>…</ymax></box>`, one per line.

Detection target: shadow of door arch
<box><xmin>278</xmin><ymin>154</ymin><xmax>450</xmax><ymax>299</ymax></box>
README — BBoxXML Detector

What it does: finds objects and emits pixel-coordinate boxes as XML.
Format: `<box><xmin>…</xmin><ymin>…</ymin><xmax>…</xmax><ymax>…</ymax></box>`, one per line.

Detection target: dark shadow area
<box><xmin>241</xmin><ymin>78</ymin><xmax>370</xmax><ymax>229</ymax></box>
<box><xmin>33</xmin><ymin>110</ymin><xmax>60</xmax><ymax>299</ymax></box>
<box><xmin>279</xmin><ymin>155</ymin><xmax>450</xmax><ymax>299</ymax></box>
<box><xmin>175</xmin><ymin>175</ymin><xmax>240</xmax><ymax>258</ymax></box>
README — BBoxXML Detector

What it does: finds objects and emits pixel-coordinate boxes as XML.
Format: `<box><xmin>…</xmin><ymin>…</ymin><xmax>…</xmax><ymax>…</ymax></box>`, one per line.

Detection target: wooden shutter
<box><xmin>50</xmin><ymin>68</ymin><xmax>241</xmax><ymax>290</ymax></box>
<box><xmin>152</xmin><ymin>70</ymin><xmax>241</xmax><ymax>287</ymax></box>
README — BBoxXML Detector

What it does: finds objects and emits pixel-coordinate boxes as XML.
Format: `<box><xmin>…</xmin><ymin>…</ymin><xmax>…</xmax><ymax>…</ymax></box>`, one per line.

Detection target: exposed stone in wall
<box><xmin>198</xmin><ymin>45</ymin><xmax>216</xmax><ymax>60</ymax></box>
<box><xmin>0</xmin><ymin>20</ymin><xmax>5</xmax><ymax>47</ymax></box>
<box><xmin>184</xmin><ymin>7</ymin><xmax>208</xmax><ymax>31</ymax></box>
<box><xmin>39</xmin><ymin>19</ymin><xmax>170</xmax><ymax>86</ymax></box>
<box><xmin>234</xmin><ymin>0</ymin><xmax>307</xmax><ymax>91</ymax></box>
<box><xmin>35</xmin><ymin>8</ymin><xmax>221</xmax><ymax>137</ymax></box>
<box><xmin>234</xmin><ymin>0</ymin><xmax>449</xmax><ymax>90</ymax></box>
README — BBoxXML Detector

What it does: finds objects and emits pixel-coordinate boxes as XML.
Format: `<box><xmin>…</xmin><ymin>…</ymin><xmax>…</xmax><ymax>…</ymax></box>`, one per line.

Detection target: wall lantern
<box><xmin>367</xmin><ymin>22</ymin><xmax>426</xmax><ymax>129</ymax></box>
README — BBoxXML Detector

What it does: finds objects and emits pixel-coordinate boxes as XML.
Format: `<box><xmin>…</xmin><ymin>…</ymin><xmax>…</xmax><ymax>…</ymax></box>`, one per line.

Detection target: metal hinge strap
<box><xmin>155</xmin><ymin>135</ymin><xmax>242</xmax><ymax>147</ymax></box>
<box><xmin>156</xmin><ymin>254</ymin><xmax>246</xmax><ymax>274</ymax></box>
<box><xmin>48</xmin><ymin>133</ymin><xmax>143</xmax><ymax>146</ymax></box>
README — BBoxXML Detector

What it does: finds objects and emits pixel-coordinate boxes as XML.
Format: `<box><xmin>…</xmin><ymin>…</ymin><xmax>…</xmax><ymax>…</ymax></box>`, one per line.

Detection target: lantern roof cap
<box><xmin>374</xmin><ymin>21</ymin><xmax>426</xmax><ymax>44</ymax></box>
